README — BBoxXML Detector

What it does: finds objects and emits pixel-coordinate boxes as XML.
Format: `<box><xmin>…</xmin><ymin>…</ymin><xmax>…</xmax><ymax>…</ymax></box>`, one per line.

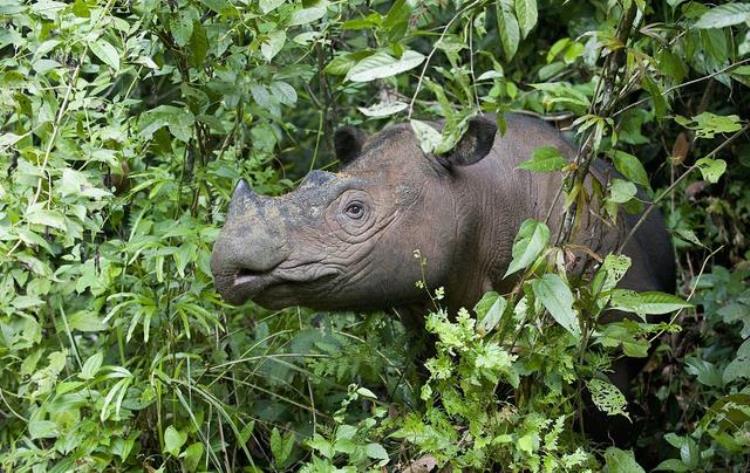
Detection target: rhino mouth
<box><xmin>222</xmin><ymin>265</ymin><xmax>339</xmax><ymax>306</ymax></box>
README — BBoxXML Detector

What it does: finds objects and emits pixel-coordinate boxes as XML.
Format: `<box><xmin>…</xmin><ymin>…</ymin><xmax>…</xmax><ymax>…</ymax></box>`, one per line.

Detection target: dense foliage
<box><xmin>1</xmin><ymin>0</ymin><xmax>749</xmax><ymax>471</ymax></box>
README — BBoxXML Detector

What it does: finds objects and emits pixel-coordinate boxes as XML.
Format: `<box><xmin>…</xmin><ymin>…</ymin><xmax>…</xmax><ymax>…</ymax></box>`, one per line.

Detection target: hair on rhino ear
<box><xmin>334</xmin><ymin>126</ymin><xmax>367</xmax><ymax>164</ymax></box>
<box><xmin>437</xmin><ymin>115</ymin><xmax>498</xmax><ymax>168</ymax></box>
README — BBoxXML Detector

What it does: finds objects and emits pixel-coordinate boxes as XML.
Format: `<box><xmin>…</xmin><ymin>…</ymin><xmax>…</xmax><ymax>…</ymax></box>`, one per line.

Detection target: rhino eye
<box><xmin>344</xmin><ymin>202</ymin><xmax>365</xmax><ymax>219</ymax></box>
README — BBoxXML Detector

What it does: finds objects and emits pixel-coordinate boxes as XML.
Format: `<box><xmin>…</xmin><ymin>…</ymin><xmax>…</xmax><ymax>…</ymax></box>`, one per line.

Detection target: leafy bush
<box><xmin>1</xmin><ymin>0</ymin><xmax>748</xmax><ymax>471</ymax></box>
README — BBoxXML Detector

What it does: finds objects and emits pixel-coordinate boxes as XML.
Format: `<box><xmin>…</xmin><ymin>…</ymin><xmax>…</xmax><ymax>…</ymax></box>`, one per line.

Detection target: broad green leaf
<box><xmin>515</xmin><ymin>0</ymin><xmax>538</xmax><ymax>38</ymax></box>
<box><xmin>270</xmin><ymin>81</ymin><xmax>297</xmax><ymax>105</ymax></box>
<box><xmin>608</xmin><ymin>178</ymin><xmax>637</xmax><ymax>204</ymax></box>
<box><xmin>346</xmin><ymin>50</ymin><xmax>425</xmax><ymax>82</ymax></box>
<box><xmin>410</xmin><ymin>119</ymin><xmax>442</xmax><ymax>153</ymax></box>
<box><xmin>604</xmin><ymin>447</ymin><xmax>646</xmax><ymax>473</ymax></box>
<box><xmin>475</xmin><ymin>291</ymin><xmax>508</xmax><ymax>335</ymax></box>
<box><xmin>365</xmin><ymin>443</ymin><xmax>389</xmax><ymax>462</ymax></box>
<box><xmin>356</xmin><ymin>386</ymin><xmax>378</xmax><ymax>399</ymax></box>
<box><xmin>532</xmin><ymin>274</ymin><xmax>580</xmax><ymax>338</ymax></box>
<box><xmin>307</xmin><ymin>434</ymin><xmax>335</xmax><ymax>458</ymax></box>
<box><xmin>694</xmin><ymin>3</ymin><xmax>750</xmax><ymax>29</ymax></box>
<box><xmin>723</xmin><ymin>339</ymin><xmax>750</xmax><ymax>384</ymax></box>
<box><xmin>586</xmin><ymin>378</ymin><xmax>629</xmax><ymax>419</ymax></box>
<box><xmin>261</xmin><ymin>30</ymin><xmax>286</xmax><ymax>61</ymax></box>
<box><xmin>518</xmin><ymin>146</ymin><xmax>567</xmax><ymax>172</ymax></box>
<box><xmin>69</xmin><ymin>311</ymin><xmax>107</xmax><ymax>332</ymax></box>
<box><xmin>609</xmin><ymin>290</ymin><xmax>692</xmax><ymax>318</ymax></box>
<box><xmin>695</xmin><ymin>157</ymin><xmax>727</xmax><ymax>184</ymax></box>
<box><xmin>28</xmin><ymin>419</ymin><xmax>58</xmax><ymax>440</ymax></box>
<box><xmin>270</xmin><ymin>427</ymin><xmax>295</xmax><ymax>467</ymax></box>
<box><xmin>183</xmin><ymin>442</ymin><xmax>204</xmax><ymax>473</ymax></box>
<box><xmin>641</xmin><ymin>74</ymin><xmax>667</xmax><ymax>117</ymax></box>
<box><xmin>79</xmin><ymin>352</ymin><xmax>103</xmax><ymax>380</ymax></box>
<box><xmin>358</xmin><ymin>100</ymin><xmax>407</xmax><ymax>117</ymax></box>
<box><xmin>504</xmin><ymin>219</ymin><xmax>550</xmax><ymax>277</ymax></box>
<box><xmin>164</xmin><ymin>425</ymin><xmax>187</xmax><ymax>457</ymax></box>
<box><xmin>675</xmin><ymin>112</ymin><xmax>743</xmax><ymax>139</ymax></box>
<box><xmin>170</xmin><ymin>10</ymin><xmax>194</xmax><ymax>47</ymax></box>
<box><xmin>496</xmin><ymin>2</ymin><xmax>520</xmax><ymax>61</ymax></box>
<box><xmin>139</xmin><ymin>105</ymin><xmax>195</xmax><ymax>143</ymax></box>
<box><xmin>611</xmin><ymin>150</ymin><xmax>650</xmax><ymax>187</ymax></box>
<box><xmin>26</xmin><ymin>207</ymin><xmax>66</xmax><ymax>230</ymax></box>
<box><xmin>654</xmin><ymin>459</ymin><xmax>691</xmax><ymax>472</ymax></box>
<box><xmin>289</xmin><ymin>1</ymin><xmax>328</xmax><ymax>26</ymax></box>
<box><xmin>685</xmin><ymin>357</ymin><xmax>723</xmax><ymax>388</ymax></box>
<box><xmin>89</xmin><ymin>39</ymin><xmax>119</xmax><ymax>71</ymax></box>
<box><xmin>259</xmin><ymin>0</ymin><xmax>285</xmax><ymax>14</ymax></box>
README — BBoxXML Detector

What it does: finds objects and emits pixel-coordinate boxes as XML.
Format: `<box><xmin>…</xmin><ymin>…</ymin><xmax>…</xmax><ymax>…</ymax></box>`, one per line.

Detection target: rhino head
<box><xmin>210</xmin><ymin>116</ymin><xmax>498</xmax><ymax>312</ymax></box>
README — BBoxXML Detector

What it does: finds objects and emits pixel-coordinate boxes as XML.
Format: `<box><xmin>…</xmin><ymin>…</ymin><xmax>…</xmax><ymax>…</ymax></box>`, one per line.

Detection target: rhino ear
<box><xmin>438</xmin><ymin>115</ymin><xmax>497</xmax><ymax>168</ymax></box>
<box><xmin>334</xmin><ymin>127</ymin><xmax>367</xmax><ymax>164</ymax></box>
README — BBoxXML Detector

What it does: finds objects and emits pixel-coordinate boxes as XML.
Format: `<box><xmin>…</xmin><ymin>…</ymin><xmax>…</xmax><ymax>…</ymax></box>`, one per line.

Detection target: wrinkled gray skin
<box><xmin>212</xmin><ymin>114</ymin><xmax>673</xmax><ymax>316</ymax></box>
<box><xmin>211</xmin><ymin>113</ymin><xmax>675</xmax><ymax>444</ymax></box>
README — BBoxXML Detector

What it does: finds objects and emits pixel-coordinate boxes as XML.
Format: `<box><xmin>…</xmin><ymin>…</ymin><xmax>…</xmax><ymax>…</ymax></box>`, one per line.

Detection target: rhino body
<box><xmin>211</xmin><ymin>114</ymin><xmax>674</xmax><ymax>317</ymax></box>
<box><xmin>211</xmin><ymin>113</ymin><xmax>676</xmax><ymax>444</ymax></box>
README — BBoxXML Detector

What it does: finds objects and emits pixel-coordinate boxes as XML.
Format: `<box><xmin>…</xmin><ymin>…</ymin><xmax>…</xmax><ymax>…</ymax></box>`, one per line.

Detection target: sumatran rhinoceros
<box><xmin>210</xmin><ymin>113</ymin><xmax>675</xmax><ymax>442</ymax></box>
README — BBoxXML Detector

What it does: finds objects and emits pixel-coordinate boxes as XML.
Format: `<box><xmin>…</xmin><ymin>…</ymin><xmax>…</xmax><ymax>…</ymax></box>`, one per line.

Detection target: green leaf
<box><xmin>358</xmin><ymin>100</ymin><xmax>407</xmax><ymax>118</ymax></box>
<box><xmin>259</xmin><ymin>0</ymin><xmax>285</xmax><ymax>14</ymax></box>
<box><xmin>189</xmin><ymin>21</ymin><xmax>208</xmax><ymax>67</ymax></box>
<box><xmin>410</xmin><ymin>119</ymin><xmax>442</xmax><ymax>153</ymax></box>
<box><xmin>641</xmin><ymin>74</ymin><xmax>667</xmax><ymax>117</ymax></box>
<box><xmin>532</xmin><ymin>274</ymin><xmax>580</xmax><ymax>338</ymax></box>
<box><xmin>26</xmin><ymin>206</ymin><xmax>66</xmax><ymax>230</ymax></box>
<box><xmin>676</xmin><ymin>112</ymin><xmax>743</xmax><ymax>139</ymax></box>
<box><xmin>289</xmin><ymin>1</ymin><xmax>328</xmax><ymax>26</ymax></box>
<box><xmin>28</xmin><ymin>419</ymin><xmax>58</xmax><ymax>440</ymax></box>
<box><xmin>515</xmin><ymin>0</ymin><xmax>538</xmax><ymax>38</ymax></box>
<box><xmin>504</xmin><ymin>219</ymin><xmax>550</xmax><ymax>277</ymax></box>
<box><xmin>694</xmin><ymin>3</ymin><xmax>750</xmax><ymax>29</ymax></box>
<box><xmin>586</xmin><ymin>378</ymin><xmax>630</xmax><ymax>419</ymax></box>
<box><xmin>604</xmin><ymin>447</ymin><xmax>646</xmax><ymax>473</ymax></box>
<box><xmin>170</xmin><ymin>10</ymin><xmax>194</xmax><ymax>47</ymax></box>
<box><xmin>608</xmin><ymin>178</ymin><xmax>637</xmax><ymax>204</ymax></box>
<box><xmin>139</xmin><ymin>105</ymin><xmax>195</xmax><ymax>143</ymax></box>
<box><xmin>365</xmin><ymin>443</ymin><xmax>389</xmax><ymax>462</ymax></box>
<box><xmin>270</xmin><ymin>81</ymin><xmax>297</xmax><ymax>105</ymax></box>
<box><xmin>183</xmin><ymin>442</ymin><xmax>204</xmax><ymax>473</ymax></box>
<box><xmin>518</xmin><ymin>146</ymin><xmax>567</xmax><ymax>172</ymax></box>
<box><xmin>89</xmin><ymin>38</ymin><xmax>119</xmax><ymax>71</ymax></box>
<box><xmin>261</xmin><ymin>30</ymin><xmax>286</xmax><ymax>61</ymax></box>
<box><xmin>695</xmin><ymin>157</ymin><xmax>727</xmax><ymax>184</ymax></box>
<box><xmin>685</xmin><ymin>357</ymin><xmax>724</xmax><ymax>388</ymax></box>
<box><xmin>79</xmin><ymin>352</ymin><xmax>103</xmax><ymax>380</ymax></box>
<box><xmin>611</xmin><ymin>150</ymin><xmax>650</xmax><ymax>188</ymax></box>
<box><xmin>346</xmin><ymin>50</ymin><xmax>425</xmax><ymax>82</ymax></box>
<box><xmin>475</xmin><ymin>291</ymin><xmax>508</xmax><ymax>335</ymax></box>
<box><xmin>609</xmin><ymin>290</ymin><xmax>692</xmax><ymax>318</ymax></box>
<box><xmin>723</xmin><ymin>339</ymin><xmax>750</xmax><ymax>384</ymax></box>
<box><xmin>356</xmin><ymin>386</ymin><xmax>378</xmax><ymax>399</ymax></box>
<box><xmin>496</xmin><ymin>2</ymin><xmax>520</xmax><ymax>61</ymax></box>
<box><xmin>654</xmin><ymin>459</ymin><xmax>691</xmax><ymax>472</ymax></box>
<box><xmin>270</xmin><ymin>427</ymin><xmax>295</xmax><ymax>467</ymax></box>
<box><xmin>69</xmin><ymin>310</ymin><xmax>107</xmax><ymax>332</ymax></box>
<box><xmin>164</xmin><ymin>425</ymin><xmax>187</xmax><ymax>457</ymax></box>
<box><xmin>307</xmin><ymin>434</ymin><xmax>335</xmax><ymax>459</ymax></box>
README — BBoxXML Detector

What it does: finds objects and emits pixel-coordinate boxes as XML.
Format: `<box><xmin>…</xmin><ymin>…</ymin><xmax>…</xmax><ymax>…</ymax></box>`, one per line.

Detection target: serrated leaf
<box><xmin>518</xmin><ymin>146</ymin><xmax>567</xmax><ymax>172</ymax></box>
<box><xmin>515</xmin><ymin>0</ymin><xmax>538</xmax><ymax>38</ymax></box>
<box><xmin>532</xmin><ymin>274</ymin><xmax>580</xmax><ymax>338</ymax></box>
<box><xmin>346</xmin><ymin>50</ymin><xmax>425</xmax><ymax>82</ymax></box>
<box><xmin>89</xmin><ymin>39</ymin><xmax>119</xmax><ymax>71</ymax></box>
<box><xmin>694</xmin><ymin>3</ymin><xmax>750</xmax><ymax>29</ymax></box>
<box><xmin>504</xmin><ymin>219</ymin><xmax>550</xmax><ymax>277</ymax></box>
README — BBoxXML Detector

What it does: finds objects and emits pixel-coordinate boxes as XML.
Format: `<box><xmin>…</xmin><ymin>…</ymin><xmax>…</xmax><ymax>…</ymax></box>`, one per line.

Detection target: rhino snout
<box><xmin>211</xmin><ymin>180</ymin><xmax>290</xmax><ymax>305</ymax></box>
